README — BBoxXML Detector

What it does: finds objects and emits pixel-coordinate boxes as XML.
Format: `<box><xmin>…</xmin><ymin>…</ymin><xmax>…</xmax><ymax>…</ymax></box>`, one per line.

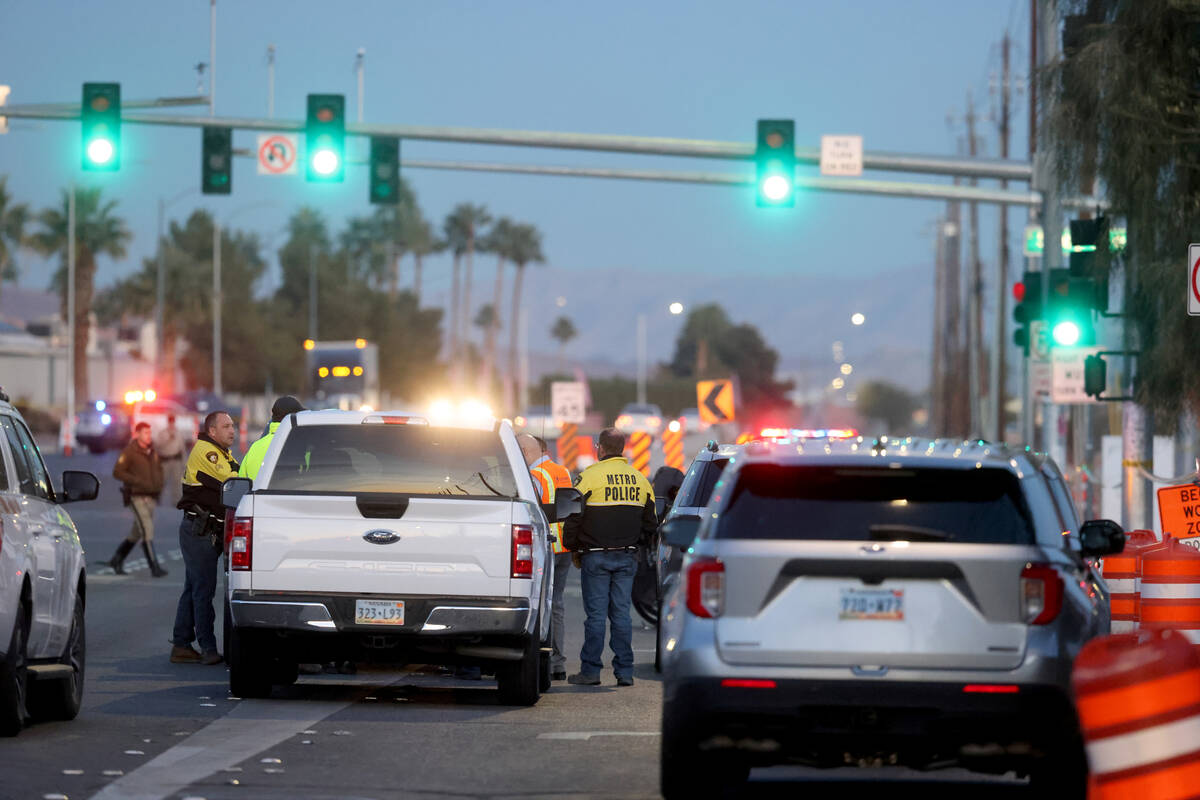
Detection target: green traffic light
<box><xmin>760</xmin><ymin>174</ymin><xmax>792</xmax><ymax>202</ymax></box>
<box><xmin>86</xmin><ymin>138</ymin><xmax>115</xmax><ymax>166</ymax></box>
<box><xmin>311</xmin><ymin>148</ymin><xmax>339</xmax><ymax>176</ymax></box>
<box><xmin>1052</xmin><ymin>320</ymin><xmax>1081</xmax><ymax>347</ymax></box>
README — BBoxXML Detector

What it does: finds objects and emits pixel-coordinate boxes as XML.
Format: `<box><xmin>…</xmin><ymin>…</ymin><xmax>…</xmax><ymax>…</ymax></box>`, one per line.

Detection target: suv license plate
<box><xmin>839</xmin><ymin>588</ymin><xmax>904</xmax><ymax>621</ymax></box>
<box><xmin>355</xmin><ymin>599</ymin><xmax>405</xmax><ymax>625</ymax></box>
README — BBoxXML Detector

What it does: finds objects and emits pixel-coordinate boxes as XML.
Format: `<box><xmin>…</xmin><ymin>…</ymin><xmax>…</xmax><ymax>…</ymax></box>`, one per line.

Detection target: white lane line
<box><xmin>537</xmin><ymin>731</ymin><xmax>660</xmax><ymax>741</ymax></box>
<box><xmin>87</xmin><ymin>682</ymin><xmax>390</xmax><ymax>800</ymax></box>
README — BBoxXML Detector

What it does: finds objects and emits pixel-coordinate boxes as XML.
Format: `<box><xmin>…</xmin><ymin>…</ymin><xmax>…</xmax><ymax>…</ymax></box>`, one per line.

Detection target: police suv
<box><xmin>0</xmin><ymin>392</ymin><xmax>100</xmax><ymax>735</ymax></box>
<box><xmin>220</xmin><ymin>410</ymin><xmax>580</xmax><ymax>706</ymax></box>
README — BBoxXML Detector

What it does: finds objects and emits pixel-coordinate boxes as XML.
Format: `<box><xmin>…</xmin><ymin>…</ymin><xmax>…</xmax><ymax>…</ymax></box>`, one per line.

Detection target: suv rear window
<box><xmin>717</xmin><ymin>465</ymin><xmax>1034</xmax><ymax>544</ymax></box>
<box><xmin>676</xmin><ymin>458</ymin><xmax>729</xmax><ymax>508</ymax></box>
<box><xmin>269</xmin><ymin>425</ymin><xmax>518</xmax><ymax>496</ymax></box>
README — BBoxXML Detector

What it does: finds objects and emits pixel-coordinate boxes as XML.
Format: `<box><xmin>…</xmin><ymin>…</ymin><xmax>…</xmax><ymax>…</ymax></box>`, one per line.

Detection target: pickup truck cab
<box><xmin>221</xmin><ymin>410</ymin><xmax>580</xmax><ymax>706</ymax></box>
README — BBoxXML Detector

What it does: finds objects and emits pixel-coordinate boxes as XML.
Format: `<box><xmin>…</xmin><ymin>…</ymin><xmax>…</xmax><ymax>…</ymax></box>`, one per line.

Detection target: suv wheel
<box><xmin>30</xmin><ymin>593</ymin><xmax>85</xmax><ymax>721</ymax></box>
<box><xmin>0</xmin><ymin>597</ymin><xmax>30</xmax><ymax>736</ymax></box>
<box><xmin>497</xmin><ymin>630</ymin><xmax>541</xmax><ymax>706</ymax></box>
<box><xmin>227</xmin><ymin>625</ymin><xmax>272</xmax><ymax>700</ymax></box>
<box><xmin>661</xmin><ymin>699</ymin><xmax>748</xmax><ymax>799</ymax></box>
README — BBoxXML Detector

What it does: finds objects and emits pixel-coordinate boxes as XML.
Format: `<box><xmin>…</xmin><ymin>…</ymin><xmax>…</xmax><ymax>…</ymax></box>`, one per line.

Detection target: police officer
<box><xmin>563</xmin><ymin>427</ymin><xmax>657</xmax><ymax>687</ymax></box>
<box><xmin>154</xmin><ymin>414</ymin><xmax>188</xmax><ymax>507</ymax></box>
<box><xmin>239</xmin><ymin>395</ymin><xmax>305</xmax><ymax>480</ymax></box>
<box><xmin>104</xmin><ymin>421</ymin><xmax>167</xmax><ymax>576</ymax></box>
<box><xmin>519</xmin><ymin>434</ymin><xmax>574</xmax><ymax>681</ymax></box>
<box><xmin>170</xmin><ymin>410</ymin><xmax>238</xmax><ymax>665</ymax></box>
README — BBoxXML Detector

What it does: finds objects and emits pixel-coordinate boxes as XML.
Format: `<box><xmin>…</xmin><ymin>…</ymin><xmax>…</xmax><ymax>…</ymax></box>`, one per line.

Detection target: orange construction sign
<box><xmin>697</xmin><ymin>379</ymin><xmax>735</xmax><ymax>424</ymax></box>
<box><xmin>558</xmin><ymin>423</ymin><xmax>580</xmax><ymax>472</ymax></box>
<box><xmin>662</xmin><ymin>427</ymin><xmax>684</xmax><ymax>471</ymax></box>
<box><xmin>1157</xmin><ymin>483</ymin><xmax>1200</xmax><ymax>546</ymax></box>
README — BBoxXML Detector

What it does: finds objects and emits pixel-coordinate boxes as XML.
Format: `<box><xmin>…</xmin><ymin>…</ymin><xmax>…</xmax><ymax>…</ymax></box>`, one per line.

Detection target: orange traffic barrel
<box><xmin>1103</xmin><ymin>529</ymin><xmax>1159</xmax><ymax>633</ymax></box>
<box><xmin>1072</xmin><ymin>629</ymin><xmax>1200</xmax><ymax>799</ymax></box>
<box><xmin>1139</xmin><ymin>537</ymin><xmax>1200</xmax><ymax>647</ymax></box>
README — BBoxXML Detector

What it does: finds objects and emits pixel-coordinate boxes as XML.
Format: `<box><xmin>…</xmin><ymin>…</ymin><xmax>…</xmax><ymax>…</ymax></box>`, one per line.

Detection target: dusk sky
<box><xmin>0</xmin><ymin>0</ymin><xmax>1031</xmax><ymax>363</ymax></box>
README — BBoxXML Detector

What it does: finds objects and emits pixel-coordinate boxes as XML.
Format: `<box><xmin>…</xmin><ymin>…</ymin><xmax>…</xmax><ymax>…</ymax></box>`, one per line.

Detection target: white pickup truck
<box><xmin>220</xmin><ymin>410</ymin><xmax>580</xmax><ymax>706</ymax></box>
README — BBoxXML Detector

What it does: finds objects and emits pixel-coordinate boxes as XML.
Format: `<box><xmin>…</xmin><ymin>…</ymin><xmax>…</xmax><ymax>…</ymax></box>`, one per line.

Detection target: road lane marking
<box><xmin>537</xmin><ymin>731</ymin><xmax>660</xmax><ymax>741</ymax></box>
<box><xmin>87</xmin><ymin>680</ymin><xmax>394</xmax><ymax>800</ymax></box>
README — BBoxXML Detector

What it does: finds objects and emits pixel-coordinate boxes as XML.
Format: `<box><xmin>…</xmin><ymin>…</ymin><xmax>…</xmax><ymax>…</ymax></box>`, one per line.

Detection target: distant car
<box><xmin>74</xmin><ymin>400</ymin><xmax>131</xmax><ymax>454</ymax></box>
<box><xmin>657</xmin><ymin>437</ymin><xmax>1122</xmax><ymax>796</ymax></box>
<box><xmin>512</xmin><ymin>405</ymin><xmax>564</xmax><ymax>440</ymax></box>
<box><xmin>0</xmin><ymin>391</ymin><xmax>100</xmax><ymax>736</ymax></box>
<box><xmin>675</xmin><ymin>408</ymin><xmax>708</xmax><ymax>435</ymax></box>
<box><xmin>615</xmin><ymin>403</ymin><xmax>664</xmax><ymax>435</ymax></box>
<box><xmin>130</xmin><ymin>399</ymin><xmax>201</xmax><ymax>441</ymax></box>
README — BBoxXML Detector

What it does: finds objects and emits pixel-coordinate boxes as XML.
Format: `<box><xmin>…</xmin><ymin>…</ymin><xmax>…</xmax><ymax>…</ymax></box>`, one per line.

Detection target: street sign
<box><xmin>1032</xmin><ymin>361</ymin><xmax>1052</xmax><ymax>397</ymax></box>
<box><xmin>697</xmin><ymin>379</ymin><xmax>735</xmax><ymax>424</ymax></box>
<box><xmin>1189</xmin><ymin>243</ymin><xmax>1200</xmax><ymax>316</ymax></box>
<box><xmin>550</xmin><ymin>381</ymin><xmax>586</xmax><ymax>425</ymax></box>
<box><xmin>1051</xmin><ymin>346</ymin><xmax>1103</xmax><ymax>404</ymax></box>
<box><xmin>1030</xmin><ymin>320</ymin><xmax>1051</xmax><ymax>361</ymax></box>
<box><xmin>820</xmin><ymin>135</ymin><xmax>863</xmax><ymax>177</ymax></box>
<box><xmin>257</xmin><ymin>133</ymin><xmax>298</xmax><ymax>175</ymax></box>
<box><xmin>0</xmin><ymin>85</ymin><xmax>9</xmax><ymax>135</ymax></box>
<box><xmin>1157</xmin><ymin>483</ymin><xmax>1200</xmax><ymax>548</ymax></box>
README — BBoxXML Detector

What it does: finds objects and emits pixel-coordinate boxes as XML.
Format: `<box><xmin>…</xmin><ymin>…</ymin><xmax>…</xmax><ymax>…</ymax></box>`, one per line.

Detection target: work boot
<box><xmin>567</xmin><ymin>672</ymin><xmax>601</xmax><ymax>686</ymax></box>
<box><xmin>170</xmin><ymin>645</ymin><xmax>202</xmax><ymax>663</ymax></box>
<box><xmin>142</xmin><ymin>540</ymin><xmax>168</xmax><ymax>578</ymax></box>
<box><xmin>616</xmin><ymin>675</ymin><xmax>635</xmax><ymax>687</ymax></box>
<box><xmin>200</xmin><ymin>651</ymin><xmax>223</xmax><ymax>666</ymax></box>
<box><xmin>101</xmin><ymin>540</ymin><xmax>136</xmax><ymax>575</ymax></box>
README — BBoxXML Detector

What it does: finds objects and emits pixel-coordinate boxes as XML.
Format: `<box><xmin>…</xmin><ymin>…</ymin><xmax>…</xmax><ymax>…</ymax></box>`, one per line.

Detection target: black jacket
<box><xmin>562</xmin><ymin>456</ymin><xmax>658</xmax><ymax>551</ymax></box>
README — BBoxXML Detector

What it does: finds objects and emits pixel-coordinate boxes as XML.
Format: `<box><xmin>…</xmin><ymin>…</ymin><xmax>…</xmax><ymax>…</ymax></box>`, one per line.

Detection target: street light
<box><xmin>851</xmin><ymin>312</ymin><xmax>866</xmax><ymax>326</ymax></box>
<box><xmin>840</xmin><ymin>363</ymin><xmax>853</xmax><ymax>375</ymax></box>
<box><xmin>669</xmin><ymin>301</ymin><xmax>684</xmax><ymax>315</ymax></box>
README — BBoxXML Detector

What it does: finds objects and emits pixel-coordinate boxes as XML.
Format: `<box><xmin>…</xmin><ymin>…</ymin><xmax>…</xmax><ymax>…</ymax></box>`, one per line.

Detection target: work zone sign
<box><xmin>1157</xmin><ymin>483</ymin><xmax>1200</xmax><ymax>549</ymax></box>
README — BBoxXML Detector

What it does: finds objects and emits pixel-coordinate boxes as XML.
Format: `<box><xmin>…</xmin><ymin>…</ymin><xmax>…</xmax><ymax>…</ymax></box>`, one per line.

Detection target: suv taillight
<box><xmin>511</xmin><ymin>524</ymin><xmax>533</xmax><ymax>578</ymax></box>
<box><xmin>1020</xmin><ymin>563</ymin><xmax>1063</xmax><ymax>625</ymax></box>
<box><xmin>686</xmin><ymin>557</ymin><xmax>724</xmax><ymax>618</ymax></box>
<box><xmin>230</xmin><ymin>517</ymin><xmax>253</xmax><ymax>571</ymax></box>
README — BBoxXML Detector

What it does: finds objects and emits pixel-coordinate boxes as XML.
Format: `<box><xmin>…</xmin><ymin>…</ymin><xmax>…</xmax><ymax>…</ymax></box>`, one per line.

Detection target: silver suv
<box><xmin>657</xmin><ymin>437</ymin><xmax>1122</xmax><ymax>797</ymax></box>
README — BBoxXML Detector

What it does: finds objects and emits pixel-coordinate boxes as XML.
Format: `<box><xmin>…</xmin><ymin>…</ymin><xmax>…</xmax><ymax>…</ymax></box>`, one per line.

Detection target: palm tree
<box><xmin>442</xmin><ymin>213</ymin><xmax>469</xmax><ymax>382</ymax></box>
<box><xmin>550</xmin><ymin>315</ymin><xmax>577</xmax><ymax>371</ymax></box>
<box><xmin>445</xmin><ymin>204</ymin><xmax>492</xmax><ymax>356</ymax></box>
<box><xmin>480</xmin><ymin>217</ymin><xmax>515</xmax><ymax>390</ymax></box>
<box><xmin>0</xmin><ymin>177</ymin><xmax>29</xmax><ymax>299</ymax></box>
<box><xmin>30</xmin><ymin>185</ymin><xmax>131</xmax><ymax>403</ymax></box>
<box><xmin>474</xmin><ymin>304</ymin><xmax>497</xmax><ymax>345</ymax></box>
<box><xmin>506</xmin><ymin>223</ymin><xmax>544</xmax><ymax>411</ymax></box>
<box><xmin>406</xmin><ymin>210</ymin><xmax>438</xmax><ymax>305</ymax></box>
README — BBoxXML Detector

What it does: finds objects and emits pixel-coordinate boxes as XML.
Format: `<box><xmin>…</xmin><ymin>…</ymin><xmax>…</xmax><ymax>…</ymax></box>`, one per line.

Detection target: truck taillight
<box><xmin>686</xmin><ymin>557</ymin><xmax>724</xmax><ymax>618</ymax></box>
<box><xmin>230</xmin><ymin>517</ymin><xmax>253</xmax><ymax>571</ymax></box>
<box><xmin>1020</xmin><ymin>563</ymin><xmax>1063</xmax><ymax>625</ymax></box>
<box><xmin>511</xmin><ymin>524</ymin><xmax>533</xmax><ymax>578</ymax></box>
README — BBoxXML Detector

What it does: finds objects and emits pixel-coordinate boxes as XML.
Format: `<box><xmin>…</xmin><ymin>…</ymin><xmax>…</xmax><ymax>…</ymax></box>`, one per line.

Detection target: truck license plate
<box><xmin>839</xmin><ymin>588</ymin><xmax>904</xmax><ymax>621</ymax></box>
<box><xmin>355</xmin><ymin>599</ymin><xmax>405</xmax><ymax>625</ymax></box>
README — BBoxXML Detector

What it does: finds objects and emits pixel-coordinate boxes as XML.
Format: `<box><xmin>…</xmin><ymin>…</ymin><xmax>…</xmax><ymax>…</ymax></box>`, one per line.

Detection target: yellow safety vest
<box><xmin>531</xmin><ymin>459</ymin><xmax>573</xmax><ymax>554</ymax></box>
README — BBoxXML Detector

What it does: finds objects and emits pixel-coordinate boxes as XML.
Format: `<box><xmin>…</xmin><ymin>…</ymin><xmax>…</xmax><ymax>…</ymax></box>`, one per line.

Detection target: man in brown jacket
<box><xmin>104</xmin><ymin>422</ymin><xmax>168</xmax><ymax>577</ymax></box>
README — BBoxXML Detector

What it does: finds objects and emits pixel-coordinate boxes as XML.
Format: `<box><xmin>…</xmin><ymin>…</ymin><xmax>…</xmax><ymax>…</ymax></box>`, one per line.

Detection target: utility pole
<box><xmin>992</xmin><ymin>32</ymin><xmax>1013</xmax><ymax>443</ymax></box>
<box><xmin>213</xmin><ymin>220</ymin><xmax>222</xmax><ymax>396</ymax></box>
<box><xmin>1023</xmin><ymin>0</ymin><xmax>1039</xmax><ymax>448</ymax></box>
<box><xmin>308</xmin><ymin>243</ymin><xmax>318</xmax><ymax>341</ymax></box>
<box><xmin>267</xmin><ymin>44</ymin><xmax>275</xmax><ymax>118</ymax></box>
<box><xmin>65</xmin><ymin>183</ymin><xmax>75</xmax><ymax>456</ymax></box>
<box><xmin>209</xmin><ymin>0</ymin><xmax>216</xmax><ymax>117</ymax></box>
<box><xmin>355</xmin><ymin>48</ymin><xmax>365</xmax><ymax>124</ymax></box>
<box><xmin>931</xmin><ymin>217</ymin><xmax>947</xmax><ymax>434</ymax></box>
<box><xmin>944</xmin><ymin>196</ymin><xmax>964</xmax><ymax>436</ymax></box>
<box><xmin>156</xmin><ymin>196</ymin><xmax>166</xmax><ymax>389</ymax></box>
<box><xmin>636</xmin><ymin>313</ymin><xmax>648</xmax><ymax>405</ymax></box>
<box><xmin>965</xmin><ymin>94</ymin><xmax>984</xmax><ymax>437</ymax></box>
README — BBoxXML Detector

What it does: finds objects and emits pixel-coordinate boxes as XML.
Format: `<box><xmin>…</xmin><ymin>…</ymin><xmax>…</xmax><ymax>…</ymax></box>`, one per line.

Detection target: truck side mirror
<box><xmin>1080</xmin><ymin>519</ymin><xmax>1125</xmax><ymax>557</ymax></box>
<box><xmin>222</xmin><ymin>476</ymin><xmax>252</xmax><ymax>510</ymax></box>
<box><xmin>661</xmin><ymin>515</ymin><xmax>702</xmax><ymax>549</ymax></box>
<box><xmin>59</xmin><ymin>470</ymin><xmax>100</xmax><ymax>503</ymax></box>
<box><xmin>552</xmin><ymin>488</ymin><xmax>583</xmax><ymax>522</ymax></box>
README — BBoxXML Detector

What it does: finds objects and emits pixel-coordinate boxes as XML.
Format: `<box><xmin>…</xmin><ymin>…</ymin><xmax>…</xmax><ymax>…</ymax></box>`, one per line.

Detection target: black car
<box><xmin>74</xmin><ymin>400</ymin><xmax>132</xmax><ymax>453</ymax></box>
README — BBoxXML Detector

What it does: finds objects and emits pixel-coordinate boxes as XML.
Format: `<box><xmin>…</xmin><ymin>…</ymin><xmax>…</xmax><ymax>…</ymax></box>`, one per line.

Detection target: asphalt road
<box><xmin>0</xmin><ymin>451</ymin><xmax>1035</xmax><ymax>799</ymax></box>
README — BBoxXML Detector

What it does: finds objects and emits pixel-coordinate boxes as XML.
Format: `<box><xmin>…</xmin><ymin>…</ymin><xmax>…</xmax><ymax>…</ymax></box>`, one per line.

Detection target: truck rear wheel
<box><xmin>497</xmin><ymin>632</ymin><xmax>541</xmax><ymax>706</ymax></box>
<box><xmin>227</xmin><ymin>626</ymin><xmax>272</xmax><ymax>700</ymax></box>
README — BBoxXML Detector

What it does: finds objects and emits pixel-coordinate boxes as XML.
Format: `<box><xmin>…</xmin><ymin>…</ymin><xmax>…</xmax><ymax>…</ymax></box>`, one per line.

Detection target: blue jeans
<box><xmin>172</xmin><ymin>514</ymin><xmax>222</xmax><ymax>653</ymax></box>
<box><xmin>578</xmin><ymin>550</ymin><xmax>638</xmax><ymax>679</ymax></box>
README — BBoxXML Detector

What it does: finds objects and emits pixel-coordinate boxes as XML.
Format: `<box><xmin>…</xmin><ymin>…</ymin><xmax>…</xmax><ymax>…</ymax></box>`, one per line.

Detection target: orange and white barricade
<box><xmin>1103</xmin><ymin>529</ymin><xmax>1159</xmax><ymax>633</ymax></box>
<box><xmin>627</xmin><ymin>431</ymin><xmax>652</xmax><ymax>477</ymax></box>
<box><xmin>557</xmin><ymin>423</ymin><xmax>580</xmax><ymax>471</ymax></box>
<box><xmin>662</xmin><ymin>422</ymin><xmax>684</xmax><ymax>471</ymax></box>
<box><xmin>1139</xmin><ymin>537</ymin><xmax>1200</xmax><ymax>647</ymax></box>
<box><xmin>1072</xmin><ymin>629</ymin><xmax>1200</xmax><ymax>798</ymax></box>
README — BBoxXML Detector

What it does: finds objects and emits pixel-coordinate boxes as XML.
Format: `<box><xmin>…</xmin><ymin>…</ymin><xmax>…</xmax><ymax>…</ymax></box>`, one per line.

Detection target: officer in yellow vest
<box><xmin>239</xmin><ymin>395</ymin><xmax>305</xmax><ymax>481</ymax></box>
<box><xmin>170</xmin><ymin>410</ymin><xmax>238</xmax><ymax>666</ymax></box>
<box><xmin>563</xmin><ymin>427</ymin><xmax>657</xmax><ymax>687</ymax></box>
<box><xmin>519</xmin><ymin>433</ymin><xmax>574</xmax><ymax>681</ymax></box>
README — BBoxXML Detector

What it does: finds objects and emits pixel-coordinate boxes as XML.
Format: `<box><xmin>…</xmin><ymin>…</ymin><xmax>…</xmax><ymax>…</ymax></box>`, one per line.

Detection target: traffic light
<box><xmin>1084</xmin><ymin>353</ymin><xmax>1107</xmax><ymax>399</ymax></box>
<box><xmin>306</xmin><ymin>94</ymin><xmax>345</xmax><ymax>182</ymax></box>
<box><xmin>1011</xmin><ymin>270</ymin><xmax>1043</xmax><ymax>353</ymax></box>
<box><xmin>201</xmin><ymin>126</ymin><xmax>232</xmax><ymax>195</ymax></box>
<box><xmin>369</xmin><ymin>136</ymin><xmax>399</xmax><ymax>204</ymax></box>
<box><xmin>81</xmin><ymin>82</ymin><xmax>120</xmax><ymax>171</ymax></box>
<box><xmin>1044</xmin><ymin>267</ymin><xmax>1096</xmax><ymax>348</ymax></box>
<box><xmin>755</xmin><ymin>119</ymin><xmax>794</xmax><ymax>207</ymax></box>
<box><xmin>1068</xmin><ymin>216</ymin><xmax>1109</xmax><ymax>313</ymax></box>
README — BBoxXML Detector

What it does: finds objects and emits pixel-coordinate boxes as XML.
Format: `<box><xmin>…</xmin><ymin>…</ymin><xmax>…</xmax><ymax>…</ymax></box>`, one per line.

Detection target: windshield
<box><xmin>269</xmin><ymin>425</ymin><xmax>518</xmax><ymax>496</ymax></box>
<box><xmin>716</xmin><ymin>464</ymin><xmax>1035</xmax><ymax>544</ymax></box>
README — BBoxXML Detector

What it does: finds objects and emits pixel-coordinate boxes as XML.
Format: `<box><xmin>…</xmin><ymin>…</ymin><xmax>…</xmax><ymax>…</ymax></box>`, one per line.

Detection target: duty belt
<box><xmin>580</xmin><ymin>546</ymin><xmax>639</xmax><ymax>553</ymax></box>
<box><xmin>183</xmin><ymin>506</ymin><xmax>223</xmax><ymax>531</ymax></box>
